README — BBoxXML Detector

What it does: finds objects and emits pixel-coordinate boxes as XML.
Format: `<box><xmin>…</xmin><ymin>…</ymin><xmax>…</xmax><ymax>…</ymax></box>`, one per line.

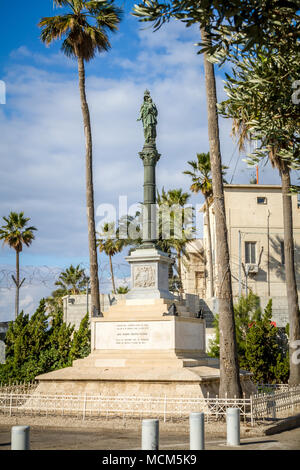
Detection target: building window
<box><xmin>280</xmin><ymin>241</ymin><xmax>285</xmax><ymax>266</ymax></box>
<box><xmin>245</xmin><ymin>241</ymin><xmax>256</xmax><ymax>264</ymax></box>
<box><xmin>257</xmin><ymin>196</ymin><xmax>267</xmax><ymax>204</ymax></box>
<box><xmin>297</xmin><ymin>193</ymin><xmax>300</xmax><ymax>209</ymax></box>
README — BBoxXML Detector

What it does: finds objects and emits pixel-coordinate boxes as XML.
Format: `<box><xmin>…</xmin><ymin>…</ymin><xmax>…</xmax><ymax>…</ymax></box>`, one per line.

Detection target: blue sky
<box><xmin>0</xmin><ymin>0</ymin><xmax>285</xmax><ymax>320</ymax></box>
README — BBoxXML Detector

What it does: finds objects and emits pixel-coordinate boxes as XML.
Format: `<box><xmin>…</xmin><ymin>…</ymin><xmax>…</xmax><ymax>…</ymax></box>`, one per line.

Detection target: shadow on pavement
<box><xmin>240</xmin><ymin>439</ymin><xmax>277</xmax><ymax>446</ymax></box>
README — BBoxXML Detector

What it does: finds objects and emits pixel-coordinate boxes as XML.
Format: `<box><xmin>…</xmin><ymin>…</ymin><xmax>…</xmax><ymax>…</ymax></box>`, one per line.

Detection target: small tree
<box><xmin>0</xmin><ymin>298</ymin><xmax>93</xmax><ymax>383</ymax></box>
<box><xmin>0</xmin><ymin>300</ymin><xmax>49</xmax><ymax>382</ymax></box>
<box><xmin>208</xmin><ymin>293</ymin><xmax>289</xmax><ymax>383</ymax></box>
<box><xmin>208</xmin><ymin>291</ymin><xmax>261</xmax><ymax>360</ymax></box>
<box><xmin>245</xmin><ymin>301</ymin><xmax>289</xmax><ymax>384</ymax></box>
<box><xmin>70</xmin><ymin>313</ymin><xmax>91</xmax><ymax>360</ymax></box>
<box><xmin>47</xmin><ymin>310</ymin><xmax>74</xmax><ymax>369</ymax></box>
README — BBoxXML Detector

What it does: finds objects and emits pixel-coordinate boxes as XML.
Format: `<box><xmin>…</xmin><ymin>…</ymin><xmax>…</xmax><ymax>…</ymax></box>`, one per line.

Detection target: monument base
<box><xmin>36</xmin><ymin>298</ymin><xmax>256</xmax><ymax>398</ymax></box>
<box><xmin>35</xmin><ymin>362</ymin><xmax>255</xmax><ymax>397</ymax></box>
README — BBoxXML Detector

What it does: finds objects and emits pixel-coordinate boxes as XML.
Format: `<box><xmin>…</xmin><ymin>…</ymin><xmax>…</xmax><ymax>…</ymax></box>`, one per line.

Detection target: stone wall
<box><xmin>259</xmin><ymin>296</ymin><xmax>289</xmax><ymax>327</ymax></box>
<box><xmin>197</xmin><ymin>295</ymin><xmax>289</xmax><ymax>329</ymax></box>
<box><xmin>0</xmin><ymin>322</ymin><xmax>9</xmax><ymax>364</ymax></box>
<box><xmin>63</xmin><ymin>294</ymin><xmax>126</xmax><ymax>330</ymax></box>
<box><xmin>0</xmin><ymin>341</ymin><xmax>5</xmax><ymax>364</ymax></box>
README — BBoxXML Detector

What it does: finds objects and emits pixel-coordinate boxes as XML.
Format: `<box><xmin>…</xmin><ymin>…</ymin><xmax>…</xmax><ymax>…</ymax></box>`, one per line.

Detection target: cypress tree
<box><xmin>70</xmin><ymin>313</ymin><xmax>91</xmax><ymax>361</ymax></box>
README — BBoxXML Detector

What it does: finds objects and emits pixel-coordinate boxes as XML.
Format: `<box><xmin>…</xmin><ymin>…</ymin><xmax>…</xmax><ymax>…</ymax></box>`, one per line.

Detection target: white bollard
<box><xmin>189</xmin><ymin>412</ymin><xmax>205</xmax><ymax>450</ymax></box>
<box><xmin>142</xmin><ymin>419</ymin><xmax>159</xmax><ymax>450</ymax></box>
<box><xmin>11</xmin><ymin>426</ymin><xmax>30</xmax><ymax>450</ymax></box>
<box><xmin>226</xmin><ymin>408</ymin><xmax>240</xmax><ymax>446</ymax></box>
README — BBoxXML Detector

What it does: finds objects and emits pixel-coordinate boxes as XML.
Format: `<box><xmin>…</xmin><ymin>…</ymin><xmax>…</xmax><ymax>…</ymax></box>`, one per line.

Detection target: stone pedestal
<box><xmin>125</xmin><ymin>247</ymin><xmax>174</xmax><ymax>300</ymax></box>
<box><xmin>36</xmin><ymin>297</ymin><xmax>255</xmax><ymax>397</ymax></box>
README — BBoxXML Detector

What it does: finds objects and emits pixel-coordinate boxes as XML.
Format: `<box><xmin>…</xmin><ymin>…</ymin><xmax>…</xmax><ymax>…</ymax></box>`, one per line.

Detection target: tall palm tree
<box><xmin>201</xmin><ymin>27</ymin><xmax>242</xmax><ymax>398</ymax></box>
<box><xmin>97</xmin><ymin>222</ymin><xmax>125</xmax><ymax>295</ymax></box>
<box><xmin>184</xmin><ymin>152</ymin><xmax>228</xmax><ymax>298</ymax></box>
<box><xmin>0</xmin><ymin>212</ymin><xmax>37</xmax><ymax>319</ymax></box>
<box><xmin>39</xmin><ymin>0</ymin><xmax>123</xmax><ymax>317</ymax></box>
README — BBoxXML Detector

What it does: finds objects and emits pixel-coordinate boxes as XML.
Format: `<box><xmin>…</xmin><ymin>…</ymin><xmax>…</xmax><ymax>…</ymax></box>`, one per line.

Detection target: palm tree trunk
<box><xmin>109</xmin><ymin>254</ymin><xmax>117</xmax><ymax>295</ymax></box>
<box><xmin>177</xmin><ymin>250</ymin><xmax>183</xmax><ymax>299</ymax></box>
<box><xmin>205</xmin><ymin>197</ymin><xmax>214</xmax><ymax>298</ymax></box>
<box><xmin>281</xmin><ymin>165</ymin><xmax>300</xmax><ymax>385</ymax></box>
<box><xmin>77</xmin><ymin>55</ymin><xmax>100</xmax><ymax>316</ymax></box>
<box><xmin>15</xmin><ymin>250</ymin><xmax>20</xmax><ymax>319</ymax></box>
<box><xmin>201</xmin><ymin>26</ymin><xmax>242</xmax><ymax>398</ymax></box>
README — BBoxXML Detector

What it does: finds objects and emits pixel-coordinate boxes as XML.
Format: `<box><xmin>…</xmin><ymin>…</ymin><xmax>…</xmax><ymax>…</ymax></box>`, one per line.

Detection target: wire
<box><xmin>0</xmin><ymin>262</ymin><xmax>130</xmax><ymax>291</ymax></box>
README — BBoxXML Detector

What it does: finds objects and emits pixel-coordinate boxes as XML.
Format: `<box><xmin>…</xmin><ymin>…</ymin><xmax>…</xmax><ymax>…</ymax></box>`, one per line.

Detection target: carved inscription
<box><xmin>134</xmin><ymin>265</ymin><xmax>156</xmax><ymax>288</ymax></box>
<box><xmin>115</xmin><ymin>323</ymin><xmax>150</xmax><ymax>345</ymax></box>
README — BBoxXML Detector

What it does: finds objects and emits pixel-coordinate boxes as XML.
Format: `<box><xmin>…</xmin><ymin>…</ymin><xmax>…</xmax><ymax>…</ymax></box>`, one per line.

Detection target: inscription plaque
<box><xmin>115</xmin><ymin>323</ymin><xmax>150</xmax><ymax>345</ymax></box>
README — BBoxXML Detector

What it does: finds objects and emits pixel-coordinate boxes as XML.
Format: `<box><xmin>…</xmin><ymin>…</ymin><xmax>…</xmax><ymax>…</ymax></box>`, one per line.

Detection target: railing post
<box><xmin>272</xmin><ymin>392</ymin><xmax>276</xmax><ymax>419</ymax></box>
<box><xmin>82</xmin><ymin>393</ymin><xmax>87</xmax><ymax>421</ymax></box>
<box><xmin>9</xmin><ymin>392</ymin><xmax>12</xmax><ymax>417</ymax></box>
<box><xmin>226</xmin><ymin>408</ymin><xmax>240</xmax><ymax>446</ymax></box>
<box><xmin>141</xmin><ymin>419</ymin><xmax>159</xmax><ymax>450</ymax></box>
<box><xmin>189</xmin><ymin>412</ymin><xmax>205</xmax><ymax>450</ymax></box>
<box><xmin>11</xmin><ymin>426</ymin><xmax>30</xmax><ymax>450</ymax></box>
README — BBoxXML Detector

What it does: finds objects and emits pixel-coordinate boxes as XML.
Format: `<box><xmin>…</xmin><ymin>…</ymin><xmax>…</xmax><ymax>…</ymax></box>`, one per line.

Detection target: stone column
<box><xmin>139</xmin><ymin>142</ymin><xmax>160</xmax><ymax>247</ymax></box>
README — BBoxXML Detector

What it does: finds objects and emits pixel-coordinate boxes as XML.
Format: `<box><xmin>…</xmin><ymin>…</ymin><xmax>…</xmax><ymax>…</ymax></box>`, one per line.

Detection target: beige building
<box><xmin>200</xmin><ymin>184</ymin><xmax>300</xmax><ymax>326</ymax></box>
<box><xmin>181</xmin><ymin>239</ymin><xmax>205</xmax><ymax>297</ymax></box>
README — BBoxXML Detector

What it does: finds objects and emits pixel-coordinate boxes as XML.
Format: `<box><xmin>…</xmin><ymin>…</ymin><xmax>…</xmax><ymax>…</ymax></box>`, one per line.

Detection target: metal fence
<box><xmin>0</xmin><ymin>384</ymin><xmax>299</xmax><ymax>425</ymax></box>
<box><xmin>251</xmin><ymin>385</ymin><xmax>300</xmax><ymax>419</ymax></box>
<box><xmin>0</xmin><ymin>381</ymin><xmax>38</xmax><ymax>395</ymax></box>
<box><xmin>0</xmin><ymin>392</ymin><xmax>252</xmax><ymax>423</ymax></box>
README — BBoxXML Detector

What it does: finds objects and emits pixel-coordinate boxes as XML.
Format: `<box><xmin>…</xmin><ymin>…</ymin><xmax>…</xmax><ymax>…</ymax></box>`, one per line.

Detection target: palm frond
<box><xmin>39</xmin><ymin>0</ymin><xmax>122</xmax><ymax>60</ymax></box>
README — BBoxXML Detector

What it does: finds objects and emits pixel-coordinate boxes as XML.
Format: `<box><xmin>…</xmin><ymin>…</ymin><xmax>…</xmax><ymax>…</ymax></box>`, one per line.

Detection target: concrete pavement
<box><xmin>0</xmin><ymin>423</ymin><xmax>299</xmax><ymax>450</ymax></box>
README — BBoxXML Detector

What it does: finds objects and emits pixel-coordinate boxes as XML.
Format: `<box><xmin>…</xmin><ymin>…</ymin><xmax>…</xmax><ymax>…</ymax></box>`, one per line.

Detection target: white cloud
<box><xmin>19</xmin><ymin>294</ymin><xmax>34</xmax><ymax>310</ymax></box>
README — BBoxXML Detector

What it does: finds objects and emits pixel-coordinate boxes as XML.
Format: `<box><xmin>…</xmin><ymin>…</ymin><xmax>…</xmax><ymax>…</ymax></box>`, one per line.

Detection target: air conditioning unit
<box><xmin>246</xmin><ymin>263</ymin><xmax>259</xmax><ymax>274</ymax></box>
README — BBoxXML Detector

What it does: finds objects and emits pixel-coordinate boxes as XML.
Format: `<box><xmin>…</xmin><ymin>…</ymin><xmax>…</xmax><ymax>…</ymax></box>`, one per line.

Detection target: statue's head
<box><xmin>144</xmin><ymin>89</ymin><xmax>151</xmax><ymax>101</ymax></box>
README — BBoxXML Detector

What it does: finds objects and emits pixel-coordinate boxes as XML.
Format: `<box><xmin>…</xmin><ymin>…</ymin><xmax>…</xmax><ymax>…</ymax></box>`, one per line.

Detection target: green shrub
<box><xmin>207</xmin><ymin>292</ymin><xmax>289</xmax><ymax>383</ymax></box>
<box><xmin>0</xmin><ymin>299</ymin><xmax>91</xmax><ymax>384</ymax></box>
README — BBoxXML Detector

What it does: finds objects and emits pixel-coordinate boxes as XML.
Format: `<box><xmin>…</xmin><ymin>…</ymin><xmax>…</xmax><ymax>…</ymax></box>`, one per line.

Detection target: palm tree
<box><xmin>54</xmin><ymin>264</ymin><xmax>87</xmax><ymax>295</ymax></box>
<box><xmin>97</xmin><ymin>222</ymin><xmax>124</xmax><ymax>295</ymax></box>
<box><xmin>157</xmin><ymin>188</ymin><xmax>194</xmax><ymax>298</ymax></box>
<box><xmin>39</xmin><ymin>0</ymin><xmax>123</xmax><ymax>317</ymax></box>
<box><xmin>116</xmin><ymin>285</ymin><xmax>129</xmax><ymax>294</ymax></box>
<box><xmin>0</xmin><ymin>212</ymin><xmax>37</xmax><ymax>319</ymax></box>
<box><xmin>184</xmin><ymin>152</ymin><xmax>228</xmax><ymax>298</ymax></box>
<box><xmin>184</xmin><ymin>152</ymin><xmax>213</xmax><ymax>297</ymax></box>
<box><xmin>200</xmin><ymin>27</ymin><xmax>242</xmax><ymax>398</ymax></box>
